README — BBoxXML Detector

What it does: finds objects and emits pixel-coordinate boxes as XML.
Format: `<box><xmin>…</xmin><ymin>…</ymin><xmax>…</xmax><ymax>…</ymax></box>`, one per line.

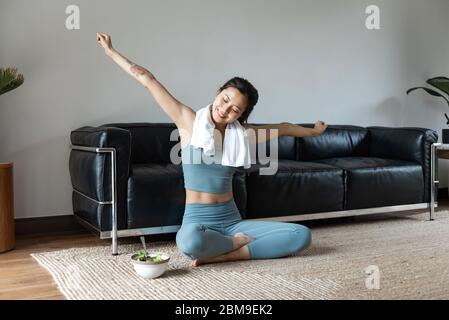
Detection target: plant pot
<box><xmin>442</xmin><ymin>129</ymin><xmax>449</xmax><ymax>144</ymax></box>
<box><xmin>131</xmin><ymin>252</ymin><xmax>170</xmax><ymax>279</ymax></box>
<box><xmin>0</xmin><ymin>162</ymin><xmax>14</xmax><ymax>253</ymax></box>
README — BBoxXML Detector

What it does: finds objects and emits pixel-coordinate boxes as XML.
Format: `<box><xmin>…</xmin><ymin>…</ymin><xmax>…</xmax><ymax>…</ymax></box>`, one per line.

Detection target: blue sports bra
<box><xmin>181</xmin><ymin>142</ymin><xmax>237</xmax><ymax>194</ymax></box>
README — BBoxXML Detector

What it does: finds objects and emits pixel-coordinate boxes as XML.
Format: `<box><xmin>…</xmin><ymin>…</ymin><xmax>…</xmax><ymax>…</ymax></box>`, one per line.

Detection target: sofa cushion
<box><xmin>296</xmin><ymin>125</ymin><xmax>370</xmax><ymax>161</ymax></box>
<box><xmin>103</xmin><ymin>122</ymin><xmax>179</xmax><ymax>165</ymax></box>
<box><xmin>368</xmin><ymin>127</ymin><xmax>438</xmax><ymax>203</ymax></box>
<box><xmin>127</xmin><ymin>163</ymin><xmax>185</xmax><ymax>229</ymax></box>
<box><xmin>127</xmin><ymin>163</ymin><xmax>248</xmax><ymax>229</ymax></box>
<box><xmin>252</xmin><ymin>135</ymin><xmax>296</xmax><ymax>162</ymax></box>
<box><xmin>244</xmin><ymin>160</ymin><xmax>344</xmax><ymax>219</ymax></box>
<box><xmin>315</xmin><ymin>157</ymin><xmax>424</xmax><ymax>210</ymax></box>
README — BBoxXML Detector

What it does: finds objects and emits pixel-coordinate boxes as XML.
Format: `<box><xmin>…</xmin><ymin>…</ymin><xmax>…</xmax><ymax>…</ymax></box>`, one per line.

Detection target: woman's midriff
<box><xmin>185</xmin><ymin>189</ymin><xmax>234</xmax><ymax>204</ymax></box>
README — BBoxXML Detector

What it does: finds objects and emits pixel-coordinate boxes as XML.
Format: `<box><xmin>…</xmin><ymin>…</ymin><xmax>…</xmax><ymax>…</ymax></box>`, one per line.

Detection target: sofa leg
<box><xmin>112</xmin><ymin>237</ymin><xmax>118</xmax><ymax>256</ymax></box>
<box><xmin>111</xmin><ymin>147</ymin><xmax>119</xmax><ymax>255</ymax></box>
<box><xmin>430</xmin><ymin>201</ymin><xmax>435</xmax><ymax>221</ymax></box>
<box><xmin>430</xmin><ymin>142</ymin><xmax>440</xmax><ymax>221</ymax></box>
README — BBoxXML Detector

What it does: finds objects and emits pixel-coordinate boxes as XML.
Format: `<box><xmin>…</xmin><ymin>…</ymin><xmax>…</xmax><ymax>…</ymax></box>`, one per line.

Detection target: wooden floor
<box><xmin>1</xmin><ymin>200</ymin><xmax>447</xmax><ymax>300</ymax></box>
<box><xmin>0</xmin><ymin>232</ymin><xmax>108</xmax><ymax>299</ymax></box>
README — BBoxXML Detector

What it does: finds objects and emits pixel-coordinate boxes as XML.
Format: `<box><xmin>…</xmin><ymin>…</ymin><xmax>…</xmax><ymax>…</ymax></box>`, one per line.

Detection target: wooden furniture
<box><xmin>0</xmin><ymin>162</ymin><xmax>14</xmax><ymax>253</ymax></box>
<box><xmin>437</xmin><ymin>149</ymin><xmax>449</xmax><ymax>159</ymax></box>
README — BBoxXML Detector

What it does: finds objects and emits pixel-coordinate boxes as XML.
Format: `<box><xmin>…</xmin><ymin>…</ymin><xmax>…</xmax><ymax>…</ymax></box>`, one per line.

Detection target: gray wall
<box><xmin>1</xmin><ymin>0</ymin><xmax>448</xmax><ymax>219</ymax></box>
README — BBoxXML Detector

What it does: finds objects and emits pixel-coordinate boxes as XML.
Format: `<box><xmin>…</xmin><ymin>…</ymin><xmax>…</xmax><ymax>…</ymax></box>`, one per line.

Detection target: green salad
<box><xmin>136</xmin><ymin>250</ymin><xmax>163</xmax><ymax>262</ymax></box>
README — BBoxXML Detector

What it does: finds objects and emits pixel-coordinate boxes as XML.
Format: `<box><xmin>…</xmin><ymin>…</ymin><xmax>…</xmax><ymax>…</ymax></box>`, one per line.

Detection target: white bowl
<box><xmin>131</xmin><ymin>252</ymin><xmax>170</xmax><ymax>279</ymax></box>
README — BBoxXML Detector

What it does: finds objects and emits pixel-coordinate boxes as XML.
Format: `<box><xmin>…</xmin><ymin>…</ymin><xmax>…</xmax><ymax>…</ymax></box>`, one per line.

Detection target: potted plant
<box><xmin>131</xmin><ymin>249</ymin><xmax>170</xmax><ymax>279</ymax></box>
<box><xmin>0</xmin><ymin>67</ymin><xmax>24</xmax><ymax>96</ymax></box>
<box><xmin>407</xmin><ymin>76</ymin><xmax>449</xmax><ymax>142</ymax></box>
<box><xmin>0</xmin><ymin>67</ymin><xmax>24</xmax><ymax>253</ymax></box>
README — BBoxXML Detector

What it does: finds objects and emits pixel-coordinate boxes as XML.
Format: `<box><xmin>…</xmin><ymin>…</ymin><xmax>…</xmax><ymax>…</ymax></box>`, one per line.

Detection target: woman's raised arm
<box><xmin>243</xmin><ymin>121</ymin><xmax>327</xmax><ymax>144</ymax></box>
<box><xmin>96</xmin><ymin>33</ymin><xmax>194</xmax><ymax>128</ymax></box>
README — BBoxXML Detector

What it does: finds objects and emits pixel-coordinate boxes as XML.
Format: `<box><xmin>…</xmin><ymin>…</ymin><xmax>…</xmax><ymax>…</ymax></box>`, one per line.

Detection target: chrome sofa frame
<box><xmin>70</xmin><ymin>142</ymin><xmax>442</xmax><ymax>255</ymax></box>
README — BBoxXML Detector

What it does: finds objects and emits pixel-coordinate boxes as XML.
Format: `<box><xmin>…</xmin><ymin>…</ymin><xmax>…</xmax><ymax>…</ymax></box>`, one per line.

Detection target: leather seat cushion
<box><xmin>315</xmin><ymin>157</ymin><xmax>424</xmax><ymax>209</ymax></box>
<box><xmin>245</xmin><ymin>160</ymin><xmax>344</xmax><ymax>218</ymax></box>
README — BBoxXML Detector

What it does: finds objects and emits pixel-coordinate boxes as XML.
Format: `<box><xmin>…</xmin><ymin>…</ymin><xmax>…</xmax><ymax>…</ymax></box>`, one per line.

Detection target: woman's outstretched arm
<box><xmin>283</xmin><ymin>121</ymin><xmax>327</xmax><ymax>137</ymax></box>
<box><xmin>243</xmin><ymin>121</ymin><xmax>328</xmax><ymax>144</ymax></box>
<box><xmin>96</xmin><ymin>33</ymin><xmax>194</xmax><ymax>128</ymax></box>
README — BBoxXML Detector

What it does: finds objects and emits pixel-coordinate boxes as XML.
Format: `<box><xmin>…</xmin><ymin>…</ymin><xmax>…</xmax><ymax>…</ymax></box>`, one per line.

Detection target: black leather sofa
<box><xmin>69</xmin><ymin>123</ymin><xmax>439</xmax><ymax>254</ymax></box>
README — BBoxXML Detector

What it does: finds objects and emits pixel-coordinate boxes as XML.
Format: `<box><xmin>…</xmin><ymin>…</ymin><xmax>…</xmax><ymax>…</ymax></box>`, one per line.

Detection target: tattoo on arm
<box><xmin>122</xmin><ymin>57</ymin><xmax>143</xmax><ymax>75</ymax></box>
<box><xmin>130</xmin><ymin>64</ymin><xmax>147</xmax><ymax>76</ymax></box>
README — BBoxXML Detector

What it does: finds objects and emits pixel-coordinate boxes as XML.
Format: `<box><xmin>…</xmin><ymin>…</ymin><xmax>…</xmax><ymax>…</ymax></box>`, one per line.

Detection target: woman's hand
<box><xmin>313</xmin><ymin>121</ymin><xmax>328</xmax><ymax>136</ymax></box>
<box><xmin>96</xmin><ymin>33</ymin><xmax>114</xmax><ymax>55</ymax></box>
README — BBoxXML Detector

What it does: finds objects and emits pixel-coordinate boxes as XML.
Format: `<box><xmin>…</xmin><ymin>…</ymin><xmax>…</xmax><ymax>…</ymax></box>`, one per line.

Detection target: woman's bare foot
<box><xmin>191</xmin><ymin>259</ymin><xmax>202</xmax><ymax>267</ymax></box>
<box><xmin>232</xmin><ymin>232</ymin><xmax>256</xmax><ymax>250</ymax></box>
<box><xmin>191</xmin><ymin>245</ymin><xmax>251</xmax><ymax>267</ymax></box>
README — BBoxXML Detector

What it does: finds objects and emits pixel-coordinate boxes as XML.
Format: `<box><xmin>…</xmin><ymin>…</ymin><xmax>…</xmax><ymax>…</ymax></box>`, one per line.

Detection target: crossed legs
<box><xmin>192</xmin><ymin>232</ymin><xmax>255</xmax><ymax>266</ymax></box>
<box><xmin>175</xmin><ymin>220</ymin><xmax>312</xmax><ymax>266</ymax></box>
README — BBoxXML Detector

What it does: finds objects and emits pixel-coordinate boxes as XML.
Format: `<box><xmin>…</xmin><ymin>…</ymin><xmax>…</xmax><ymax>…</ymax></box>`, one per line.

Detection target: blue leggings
<box><xmin>176</xmin><ymin>198</ymin><xmax>312</xmax><ymax>260</ymax></box>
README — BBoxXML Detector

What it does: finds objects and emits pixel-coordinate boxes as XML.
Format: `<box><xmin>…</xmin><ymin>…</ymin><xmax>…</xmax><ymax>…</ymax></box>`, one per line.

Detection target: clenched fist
<box><xmin>96</xmin><ymin>33</ymin><xmax>114</xmax><ymax>54</ymax></box>
<box><xmin>314</xmin><ymin>121</ymin><xmax>328</xmax><ymax>135</ymax></box>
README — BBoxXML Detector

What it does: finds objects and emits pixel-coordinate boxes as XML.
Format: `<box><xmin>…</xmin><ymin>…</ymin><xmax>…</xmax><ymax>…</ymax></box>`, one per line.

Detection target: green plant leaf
<box><xmin>407</xmin><ymin>87</ymin><xmax>449</xmax><ymax>106</ymax></box>
<box><xmin>0</xmin><ymin>67</ymin><xmax>24</xmax><ymax>96</ymax></box>
<box><xmin>427</xmin><ymin>77</ymin><xmax>449</xmax><ymax>96</ymax></box>
<box><xmin>152</xmin><ymin>254</ymin><xmax>162</xmax><ymax>262</ymax></box>
<box><xmin>137</xmin><ymin>250</ymin><xmax>147</xmax><ymax>262</ymax></box>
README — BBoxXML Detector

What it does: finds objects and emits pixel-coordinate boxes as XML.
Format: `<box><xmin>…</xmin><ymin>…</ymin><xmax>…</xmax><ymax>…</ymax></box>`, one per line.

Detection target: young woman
<box><xmin>97</xmin><ymin>33</ymin><xmax>328</xmax><ymax>266</ymax></box>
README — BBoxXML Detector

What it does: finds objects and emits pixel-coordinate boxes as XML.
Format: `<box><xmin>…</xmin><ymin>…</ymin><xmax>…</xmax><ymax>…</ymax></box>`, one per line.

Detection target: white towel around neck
<box><xmin>189</xmin><ymin>103</ymin><xmax>251</xmax><ymax>169</ymax></box>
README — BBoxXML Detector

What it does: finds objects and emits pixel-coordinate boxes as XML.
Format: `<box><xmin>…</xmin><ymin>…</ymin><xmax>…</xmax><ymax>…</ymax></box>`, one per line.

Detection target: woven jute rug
<box><xmin>31</xmin><ymin>211</ymin><xmax>449</xmax><ymax>300</ymax></box>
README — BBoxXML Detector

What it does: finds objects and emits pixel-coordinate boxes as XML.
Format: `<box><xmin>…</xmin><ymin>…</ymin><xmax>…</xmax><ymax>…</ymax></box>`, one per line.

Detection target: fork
<box><xmin>140</xmin><ymin>236</ymin><xmax>148</xmax><ymax>259</ymax></box>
